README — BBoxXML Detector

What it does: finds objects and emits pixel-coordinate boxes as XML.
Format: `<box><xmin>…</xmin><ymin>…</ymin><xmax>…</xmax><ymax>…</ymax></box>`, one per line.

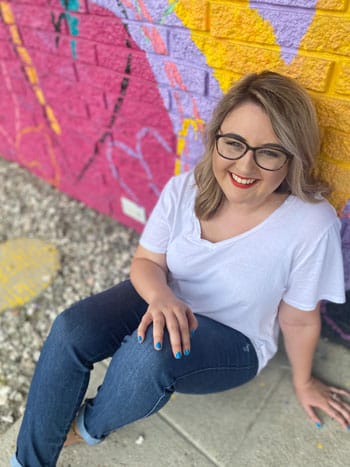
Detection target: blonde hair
<box><xmin>194</xmin><ymin>71</ymin><xmax>329</xmax><ymax>220</ymax></box>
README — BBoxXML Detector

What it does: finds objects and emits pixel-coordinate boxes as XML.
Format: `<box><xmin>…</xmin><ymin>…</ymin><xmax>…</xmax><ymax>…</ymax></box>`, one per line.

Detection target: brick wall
<box><xmin>0</xmin><ymin>1</ymin><xmax>349</xmax><ymax>286</ymax></box>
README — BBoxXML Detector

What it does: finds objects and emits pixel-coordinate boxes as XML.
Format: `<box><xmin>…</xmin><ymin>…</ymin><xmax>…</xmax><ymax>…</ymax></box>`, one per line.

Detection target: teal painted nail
<box><xmin>138</xmin><ymin>335</ymin><xmax>143</xmax><ymax>343</ymax></box>
<box><xmin>315</xmin><ymin>422</ymin><xmax>322</xmax><ymax>428</ymax></box>
<box><xmin>191</xmin><ymin>329</ymin><xmax>196</xmax><ymax>337</ymax></box>
<box><xmin>155</xmin><ymin>342</ymin><xmax>162</xmax><ymax>350</ymax></box>
<box><xmin>184</xmin><ymin>349</ymin><xmax>190</xmax><ymax>356</ymax></box>
<box><xmin>175</xmin><ymin>351</ymin><xmax>182</xmax><ymax>359</ymax></box>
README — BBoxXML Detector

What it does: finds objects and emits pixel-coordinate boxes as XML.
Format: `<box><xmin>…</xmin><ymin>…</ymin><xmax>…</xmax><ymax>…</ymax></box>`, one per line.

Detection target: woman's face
<box><xmin>212</xmin><ymin>101</ymin><xmax>289</xmax><ymax>210</ymax></box>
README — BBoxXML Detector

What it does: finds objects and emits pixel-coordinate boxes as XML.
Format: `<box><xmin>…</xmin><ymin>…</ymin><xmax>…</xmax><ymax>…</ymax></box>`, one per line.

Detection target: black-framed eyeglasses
<box><xmin>215</xmin><ymin>132</ymin><xmax>292</xmax><ymax>171</ymax></box>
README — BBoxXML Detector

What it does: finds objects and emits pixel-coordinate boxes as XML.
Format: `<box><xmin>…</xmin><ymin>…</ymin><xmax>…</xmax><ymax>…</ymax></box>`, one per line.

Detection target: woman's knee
<box><xmin>49</xmin><ymin>301</ymin><xmax>93</xmax><ymax>348</ymax></box>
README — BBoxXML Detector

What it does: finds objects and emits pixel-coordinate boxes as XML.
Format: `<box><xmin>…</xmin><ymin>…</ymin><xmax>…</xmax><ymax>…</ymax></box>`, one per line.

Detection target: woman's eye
<box><xmin>226</xmin><ymin>139</ymin><xmax>244</xmax><ymax>149</ymax></box>
<box><xmin>259</xmin><ymin>149</ymin><xmax>281</xmax><ymax>158</ymax></box>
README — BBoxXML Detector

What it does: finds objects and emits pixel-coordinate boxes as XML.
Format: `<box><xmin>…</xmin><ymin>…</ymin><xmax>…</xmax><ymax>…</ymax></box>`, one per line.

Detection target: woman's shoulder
<box><xmin>287</xmin><ymin>195</ymin><xmax>340</xmax><ymax>234</ymax></box>
<box><xmin>162</xmin><ymin>170</ymin><xmax>196</xmax><ymax>199</ymax></box>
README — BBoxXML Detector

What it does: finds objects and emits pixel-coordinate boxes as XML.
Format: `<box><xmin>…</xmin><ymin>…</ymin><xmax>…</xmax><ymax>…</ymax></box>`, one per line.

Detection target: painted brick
<box><xmin>207</xmin><ymin>40</ymin><xmax>333</xmax><ymax>93</ymax></box>
<box><xmin>75</xmin><ymin>12</ymin><xmax>128</xmax><ymax>46</ymax></box>
<box><xmin>11</xmin><ymin>4</ymin><xmax>69</xmax><ymax>35</ymax></box>
<box><xmin>168</xmin><ymin>28</ymin><xmax>208</xmax><ymax>65</ymax></box>
<box><xmin>125</xmin><ymin>22</ymin><xmax>169</xmax><ymax>55</ymax></box>
<box><xmin>175</xmin><ymin>0</ymin><xmax>208</xmax><ymax>31</ymax></box>
<box><xmin>300</xmin><ymin>14</ymin><xmax>350</xmax><ymax>56</ymax></box>
<box><xmin>210</xmin><ymin>3</ymin><xmax>276</xmax><ymax>45</ymax></box>
<box><xmin>0</xmin><ymin>40</ymin><xmax>16</xmax><ymax>60</ymax></box>
<box><xmin>0</xmin><ymin>19</ymin><xmax>9</xmax><ymax>40</ymax></box>
<box><xmin>316</xmin><ymin>0</ymin><xmax>348</xmax><ymax>11</ymax></box>
<box><xmin>322</xmin><ymin>129</ymin><xmax>350</xmax><ymax>163</ymax></box>
<box><xmin>10</xmin><ymin>0</ymin><xmax>49</xmax><ymax>6</ymax></box>
<box><xmin>45</xmin><ymin>91</ymin><xmax>88</xmax><ymax>118</ymax></box>
<box><xmin>150</xmin><ymin>54</ymin><xmax>207</xmax><ymax>93</ymax></box>
<box><xmin>169</xmin><ymin>89</ymin><xmax>215</xmax><ymax>120</ymax></box>
<box><xmin>335</xmin><ymin>62</ymin><xmax>350</xmax><ymax>96</ymax></box>
<box><xmin>315</xmin><ymin>96</ymin><xmax>350</xmax><ymax>133</ymax></box>
<box><xmin>95</xmin><ymin>44</ymin><xmax>155</xmax><ymax>81</ymax></box>
<box><xmin>210</xmin><ymin>69</ymin><xmax>241</xmax><ymax>95</ymax></box>
<box><xmin>75</xmin><ymin>62</ymin><xmax>127</xmax><ymax>93</ymax></box>
<box><xmin>87</xmin><ymin>1</ymin><xmax>116</xmax><ymax>16</ymax></box>
<box><xmin>26</xmin><ymin>47</ymin><xmax>77</xmax><ymax>81</ymax></box>
<box><xmin>317</xmin><ymin>160</ymin><xmax>350</xmax><ymax>210</ymax></box>
<box><xmin>54</xmin><ymin>0</ymin><xmax>89</xmax><ymax>14</ymax></box>
<box><xmin>19</xmin><ymin>26</ymin><xmax>96</xmax><ymax>64</ymax></box>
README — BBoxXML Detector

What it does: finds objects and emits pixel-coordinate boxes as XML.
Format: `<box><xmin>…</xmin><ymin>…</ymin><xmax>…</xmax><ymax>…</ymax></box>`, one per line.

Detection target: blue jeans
<box><xmin>11</xmin><ymin>280</ymin><xmax>258</xmax><ymax>466</ymax></box>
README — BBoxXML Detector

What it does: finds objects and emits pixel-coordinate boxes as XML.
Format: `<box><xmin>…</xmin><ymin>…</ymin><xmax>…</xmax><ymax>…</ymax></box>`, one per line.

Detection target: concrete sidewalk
<box><xmin>1</xmin><ymin>340</ymin><xmax>349</xmax><ymax>467</ymax></box>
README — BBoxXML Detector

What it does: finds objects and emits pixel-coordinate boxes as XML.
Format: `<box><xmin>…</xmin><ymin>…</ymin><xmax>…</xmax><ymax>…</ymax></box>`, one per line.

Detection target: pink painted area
<box><xmin>0</xmin><ymin>1</ymin><xmax>175</xmax><ymax>232</ymax></box>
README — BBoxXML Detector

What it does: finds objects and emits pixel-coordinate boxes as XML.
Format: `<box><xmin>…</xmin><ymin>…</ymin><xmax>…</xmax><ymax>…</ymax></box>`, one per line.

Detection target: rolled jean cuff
<box><xmin>10</xmin><ymin>454</ymin><xmax>22</xmax><ymax>467</ymax></box>
<box><xmin>76</xmin><ymin>404</ymin><xmax>103</xmax><ymax>446</ymax></box>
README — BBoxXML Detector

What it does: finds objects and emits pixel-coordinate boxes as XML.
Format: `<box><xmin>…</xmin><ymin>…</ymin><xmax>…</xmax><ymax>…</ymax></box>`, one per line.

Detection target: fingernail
<box><xmin>175</xmin><ymin>351</ymin><xmax>182</xmax><ymax>359</ymax></box>
<box><xmin>191</xmin><ymin>329</ymin><xmax>196</xmax><ymax>337</ymax></box>
<box><xmin>155</xmin><ymin>342</ymin><xmax>162</xmax><ymax>350</ymax></box>
<box><xmin>347</xmin><ymin>425</ymin><xmax>350</xmax><ymax>432</ymax></box>
<box><xmin>184</xmin><ymin>349</ymin><xmax>190</xmax><ymax>356</ymax></box>
<box><xmin>315</xmin><ymin>422</ymin><xmax>322</xmax><ymax>428</ymax></box>
<box><xmin>138</xmin><ymin>335</ymin><xmax>143</xmax><ymax>343</ymax></box>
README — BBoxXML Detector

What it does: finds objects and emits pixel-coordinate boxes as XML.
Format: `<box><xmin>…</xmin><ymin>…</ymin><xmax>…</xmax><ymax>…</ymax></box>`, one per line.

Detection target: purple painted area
<box><xmin>92</xmin><ymin>0</ymin><xmax>222</xmax><ymax>171</ymax></box>
<box><xmin>250</xmin><ymin>1</ymin><xmax>317</xmax><ymax>64</ymax></box>
<box><xmin>341</xmin><ymin>200</ymin><xmax>350</xmax><ymax>290</ymax></box>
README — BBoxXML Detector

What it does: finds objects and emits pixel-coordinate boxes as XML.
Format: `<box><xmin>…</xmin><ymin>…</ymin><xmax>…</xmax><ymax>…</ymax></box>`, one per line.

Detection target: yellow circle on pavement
<box><xmin>0</xmin><ymin>238</ymin><xmax>60</xmax><ymax>311</ymax></box>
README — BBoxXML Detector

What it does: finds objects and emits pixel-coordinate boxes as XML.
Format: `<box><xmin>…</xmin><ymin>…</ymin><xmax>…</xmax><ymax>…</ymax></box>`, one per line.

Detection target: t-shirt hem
<box><xmin>283</xmin><ymin>295</ymin><xmax>346</xmax><ymax>311</ymax></box>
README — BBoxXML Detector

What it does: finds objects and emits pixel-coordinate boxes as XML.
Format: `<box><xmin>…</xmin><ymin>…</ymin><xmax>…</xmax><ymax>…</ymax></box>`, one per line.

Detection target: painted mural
<box><xmin>0</xmin><ymin>1</ymin><xmax>349</xmax><ymax>340</ymax></box>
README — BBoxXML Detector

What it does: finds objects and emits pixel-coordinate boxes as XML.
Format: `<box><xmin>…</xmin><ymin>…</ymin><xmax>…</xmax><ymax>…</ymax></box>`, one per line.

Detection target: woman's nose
<box><xmin>232</xmin><ymin>149</ymin><xmax>257</xmax><ymax>173</ymax></box>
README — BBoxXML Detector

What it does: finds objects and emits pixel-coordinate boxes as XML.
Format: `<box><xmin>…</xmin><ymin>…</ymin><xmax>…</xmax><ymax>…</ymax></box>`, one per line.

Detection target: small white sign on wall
<box><xmin>121</xmin><ymin>197</ymin><xmax>146</xmax><ymax>224</ymax></box>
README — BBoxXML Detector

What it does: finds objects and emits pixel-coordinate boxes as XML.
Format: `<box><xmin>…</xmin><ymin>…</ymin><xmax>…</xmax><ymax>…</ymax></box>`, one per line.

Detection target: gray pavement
<box><xmin>2</xmin><ymin>335</ymin><xmax>350</xmax><ymax>466</ymax></box>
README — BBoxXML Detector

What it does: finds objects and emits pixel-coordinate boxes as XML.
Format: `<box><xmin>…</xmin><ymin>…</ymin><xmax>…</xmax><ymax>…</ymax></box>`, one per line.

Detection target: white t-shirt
<box><xmin>140</xmin><ymin>171</ymin><xmax>345</xmax><ymax>372</ymax></box>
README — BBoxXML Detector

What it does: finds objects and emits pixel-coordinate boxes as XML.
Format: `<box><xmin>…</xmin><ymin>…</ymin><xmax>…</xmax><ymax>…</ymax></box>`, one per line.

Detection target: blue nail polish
<box><xmin>347</xmin><ymin>426</ymin><xmax>350</xmax><ymax>432</ymax></box>
<box><xmin>315</xmin><ymin>422</ymin><xmax>322</xmax><ymax>428</ymax></box>
<box><xmin>184</xmin><ymin>349</ymin><xmax>190</xmax><ymax>356</ymax></box>
<box><xmin>175</xmin><ymin>351</ymin><xmax>182</xmax><ymax>359</ymax></box>
<box><xmin>138</xmin><ymin>335</ymin><xmax>143</xmax><ymax>343</ymax></box>
<box><xmin>191</xmin><ymin>329</ymin><xmax>196</xmax><ymax>337</ymax></box>
<box><xmin>155</xmin><ymin>342</ymin><xmax>162</xmax><ymax>350</ymax></box>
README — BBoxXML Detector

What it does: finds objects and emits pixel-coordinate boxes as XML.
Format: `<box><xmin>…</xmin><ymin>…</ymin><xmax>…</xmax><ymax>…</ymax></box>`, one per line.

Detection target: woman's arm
<box><xmin>278</xmin><ymin>300</ymin><xmax>350</xmax><ymax>430</ymax></box>
<box><xmin>130</xmin><ymin>245</ymin><xmax>197</xmax><ymax>358</ymax></box>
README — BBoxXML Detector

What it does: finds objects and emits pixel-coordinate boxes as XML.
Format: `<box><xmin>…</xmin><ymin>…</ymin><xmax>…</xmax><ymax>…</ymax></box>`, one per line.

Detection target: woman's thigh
<box><xmin>113</xmin><ymin>313</ymin><xmax>259</xmax><ymax>398</ymax></box>
<box><xmin>52</xmin><ymin>279</ymin><xmax>148</xmax><ymax>363</ymax></box>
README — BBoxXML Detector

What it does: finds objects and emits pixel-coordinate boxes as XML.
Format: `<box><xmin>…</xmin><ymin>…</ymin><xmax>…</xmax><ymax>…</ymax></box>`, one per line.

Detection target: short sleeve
<box><xmin>283</xmin><ymin>220</ymin><xmax>346</xmax><ymax>310</ymax></box>
<box><xmin>139</xmin><ymin>177</ymin><xmax>176</xmax><ymax>254</ymax></box>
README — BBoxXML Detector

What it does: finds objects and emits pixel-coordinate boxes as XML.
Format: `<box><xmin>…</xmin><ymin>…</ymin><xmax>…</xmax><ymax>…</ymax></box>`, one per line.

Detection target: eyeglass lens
<box><xmin>216</xmin><ymin>136</ymin><xmax>288</xmax><ymax>170</ymax></box>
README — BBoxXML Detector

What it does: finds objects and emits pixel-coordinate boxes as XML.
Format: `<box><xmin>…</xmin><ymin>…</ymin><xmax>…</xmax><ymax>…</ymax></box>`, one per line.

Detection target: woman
<box><xmin>11</xmin><ymin>71</ymin><xmax>349</xmax><ymax>467</ymax></box>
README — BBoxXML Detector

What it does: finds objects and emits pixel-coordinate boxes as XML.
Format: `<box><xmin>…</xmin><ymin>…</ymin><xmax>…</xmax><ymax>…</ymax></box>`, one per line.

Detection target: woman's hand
<box><xmin>137</xmin><ymin>294</ymin><xmax>198</xmax><ymax>359</ymax></box>
<box><xmin>294</xmin><ymin>377</ymin><xmax>350</xmax><ymax>430</ymax></box>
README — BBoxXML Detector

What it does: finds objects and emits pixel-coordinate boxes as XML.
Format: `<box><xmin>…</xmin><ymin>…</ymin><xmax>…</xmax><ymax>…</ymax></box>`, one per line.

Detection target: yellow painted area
<box><xmin>175</xmin><ymin>117</ymin><xmax>204</xmax><ymax>174</ymax></box>
<box><xmin>0</xmin><ymin>1</ymin><xmax>61</xmax><ymax>136</ymax></box>
<box><xmin>17</xmin><ymin>46</ymin><xmax>32</xmax><ymax>65</ymax></box>
<box><xmin>45</xmin><ymin>106</ymin><xmax>62</xmax><ymax>136</ymax></box>
<box><xmin>25</xmin><ymin>66</ymin><xmax>39</xmax><ymax>85</ymax></box>
<box><xmin>174</xmin><ymin>0</ymin><xmax>208</xmax><ymax>31</ymax></box>
<box><xmin>0</xmin><ymin>1</ymin><xmax>14</xmax><ymax>24</ymax></box>
<box><xmin>9</xmin><ymin>24</ymin><xmax>21</xmax><ymax>45</ymax></box>
<box><xmin>33</xmin><ymin>86</ymin><xmax>46</xmax><ymax>106</ymax></box>
<box><xmin>0</xmin><ymin>238</ymin><xmax>60</xmax><ymax>312</ymax></box>
<box><xmin>174</xmin><ymin>0</ymin><xmax>350</xmax><ymax>211</ymax></box>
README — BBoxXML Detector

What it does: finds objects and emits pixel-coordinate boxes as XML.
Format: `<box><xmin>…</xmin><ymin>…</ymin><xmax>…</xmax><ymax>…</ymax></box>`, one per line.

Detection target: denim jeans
<box><xmin>11</xmin><ymin>280</ymin><xmax>258</xmax><ymax>467</ymax></box>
